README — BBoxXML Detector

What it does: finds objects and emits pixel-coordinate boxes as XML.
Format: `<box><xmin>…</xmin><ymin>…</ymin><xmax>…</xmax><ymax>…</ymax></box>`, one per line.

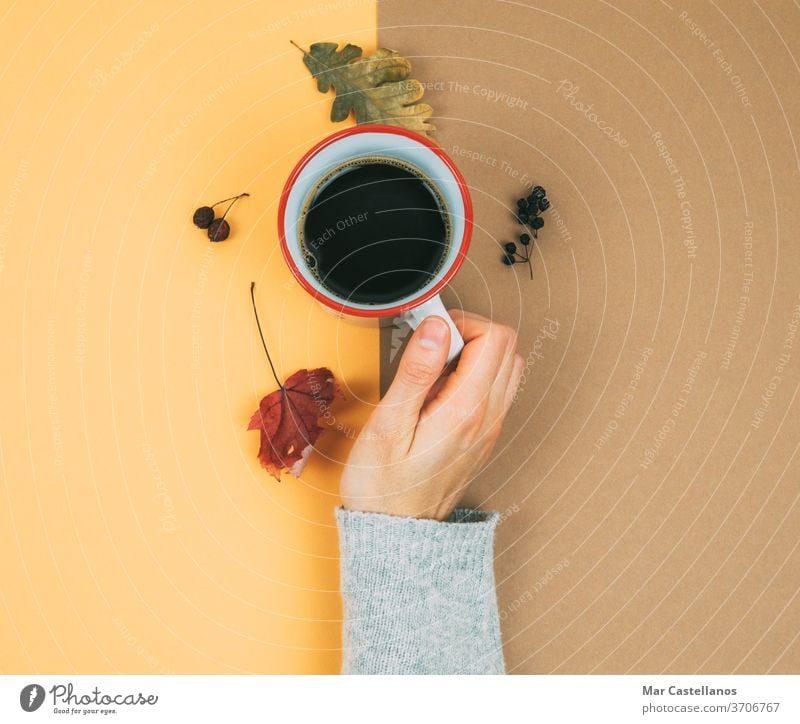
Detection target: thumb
<box><xmin>377</xmin><ymin>315</ymin><xmax>451</xmax><ymax>429</ymax></box>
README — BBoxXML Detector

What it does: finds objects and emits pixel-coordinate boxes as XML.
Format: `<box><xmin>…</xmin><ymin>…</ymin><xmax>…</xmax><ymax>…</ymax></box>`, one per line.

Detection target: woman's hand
<box><xmin>340</xmin><ymin>310</ymin><xmax>524</xmax><ymax>520</ymax></box>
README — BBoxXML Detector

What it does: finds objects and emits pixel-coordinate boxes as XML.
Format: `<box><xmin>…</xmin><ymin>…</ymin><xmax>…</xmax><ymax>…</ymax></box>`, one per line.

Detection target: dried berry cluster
<box><xmin>192</xmin><ymin>193</ymin><xmax>249</xmax><ymax>241</ymax></box>
<box><xmin>501</xmin><ymin>185</ymin><xmax>550</xmax><ymax>279</ymax></box>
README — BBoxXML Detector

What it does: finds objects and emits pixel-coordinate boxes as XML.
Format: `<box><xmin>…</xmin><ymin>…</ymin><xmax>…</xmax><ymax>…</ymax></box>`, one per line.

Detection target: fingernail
<box><xmin>418</xmin><ymin>316</ymin><xmax>449</xmax><ymax>350</ymax></box>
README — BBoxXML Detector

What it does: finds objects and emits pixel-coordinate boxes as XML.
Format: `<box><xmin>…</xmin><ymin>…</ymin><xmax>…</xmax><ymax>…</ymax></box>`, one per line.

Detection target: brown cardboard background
<box><xmin>379</xmin><ymin>0</ymin><xmax>800</xmax><ymax>673</ymax></box>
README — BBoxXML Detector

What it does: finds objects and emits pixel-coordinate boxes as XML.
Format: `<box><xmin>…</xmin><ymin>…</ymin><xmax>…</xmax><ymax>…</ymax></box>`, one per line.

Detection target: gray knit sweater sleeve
<box><xmin>336</xmin><ymin>507</ymin><xmax>505</xmax><ymax>674</ymax></box>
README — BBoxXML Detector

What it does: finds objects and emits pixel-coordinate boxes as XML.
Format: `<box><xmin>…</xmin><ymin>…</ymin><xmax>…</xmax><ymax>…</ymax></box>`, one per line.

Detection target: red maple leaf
<box><xmin>247</xmin><ymin>367</ymin><xmax>341</xmax><ymax>481</ymax></box>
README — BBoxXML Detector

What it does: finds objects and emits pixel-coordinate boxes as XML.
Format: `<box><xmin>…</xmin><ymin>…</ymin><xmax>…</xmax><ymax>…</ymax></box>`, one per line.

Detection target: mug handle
<box><xmin>399</xmin><ymin>294</ymin><xmax>464</xmax><ymax>365</ymax></box>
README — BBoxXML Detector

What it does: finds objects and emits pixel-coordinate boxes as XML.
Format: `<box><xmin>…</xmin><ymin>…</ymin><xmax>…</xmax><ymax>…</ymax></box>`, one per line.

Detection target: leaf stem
<box><xmin>289</xmin><ymin>40</ymin><xmax>307</xmax><ymax>54</ymax></box>
<box><xmin>250</xmin><ymin>282</ymin><xmax>283</xmax><ymax>389</ymax></box>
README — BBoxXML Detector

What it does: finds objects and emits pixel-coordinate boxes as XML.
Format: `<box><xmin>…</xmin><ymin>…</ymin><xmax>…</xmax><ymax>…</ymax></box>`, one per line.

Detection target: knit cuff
<box><xmin>336</xmin><ymin>506</ymin><xmax>505</xmax><ymax>674</ymax></box>
<box><xmin>336</xmin><ymin>506</ymin><xmax>498</xmax><ymax>569</ymax></box>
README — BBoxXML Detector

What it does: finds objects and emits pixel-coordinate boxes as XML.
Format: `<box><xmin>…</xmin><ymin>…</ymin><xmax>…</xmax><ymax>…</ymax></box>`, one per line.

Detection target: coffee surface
<box><xmin>302</xmin><ymin>159</ymin><xmax>449</xmax><ymax>305</ymax></box>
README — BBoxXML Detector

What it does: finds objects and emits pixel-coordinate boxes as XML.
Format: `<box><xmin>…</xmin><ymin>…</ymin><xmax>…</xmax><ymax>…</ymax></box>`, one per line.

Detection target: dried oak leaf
<box><xmin>299</xmin><ymin>42</ymin><xmax>435</xmax><ymax>137</ymax></box>
<box><xmin>247</xmin><ymin>367</ymin><xmax>341</xmax><ymax>481</ymax></box>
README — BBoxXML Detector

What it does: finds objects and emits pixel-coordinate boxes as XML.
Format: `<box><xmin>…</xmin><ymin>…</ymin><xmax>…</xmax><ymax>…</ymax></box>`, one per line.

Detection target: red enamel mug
<box><xmin>278</xmin><ymin>124</ymin><xmax>473</xmax><ymax>363</ymax></box>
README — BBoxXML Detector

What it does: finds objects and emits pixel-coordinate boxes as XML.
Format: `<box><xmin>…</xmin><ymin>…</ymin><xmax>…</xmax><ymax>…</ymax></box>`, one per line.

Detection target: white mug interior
<box><xmin>281</xmin><ymin>130</ymin><xmax>467</xmax><ymax>314</ymax></box>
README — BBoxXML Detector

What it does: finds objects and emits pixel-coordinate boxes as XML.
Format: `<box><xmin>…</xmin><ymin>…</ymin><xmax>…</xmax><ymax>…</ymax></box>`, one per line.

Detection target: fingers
<box><xmin>449</xmin><ymin>309</ymin><xmax>521</xmax><ymax>404</ymax></box>
<box><xmin>447</xmin><ymin>311</ymin><xmax>517</xmax><ymax>405</ymax></box>
<box><xmin>490</xmin><ymin>333</ymin><xmax>520</xmax><ymax>402</ymax></box>
<box><xmin>447</xmin><ymin>309</ymin><xmax>517</xmax><ymax>396</ymax></box>
<box><xmin>446</xmin><ymin>308</ymin><xmax>493</xmax><ymax>343</ymax></box>
<box><xmin>502</xmin><ymin>354</ymin><xmax>525</xmax><ymax>414</ymax></box>
<box><xmin>372</xmin><ymin>315</ymin><xmax>451</xmax><ymax>438</ymax></box>
<box><xmin>482</xmin><ymin>342</ymin><xmax>520</xmax><ymax>435</ymax></box>
<box><xmin>422</xmin><ymin>312</ymin><xmax>518</xmax><ymax>424</ymax></box>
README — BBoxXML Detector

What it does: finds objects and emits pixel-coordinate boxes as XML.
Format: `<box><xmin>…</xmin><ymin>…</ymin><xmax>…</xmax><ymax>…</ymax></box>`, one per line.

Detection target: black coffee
<box><xmin>301</xmin><ymin>158</ymin><xmax>449</xmax><ymax>305</ymax></box>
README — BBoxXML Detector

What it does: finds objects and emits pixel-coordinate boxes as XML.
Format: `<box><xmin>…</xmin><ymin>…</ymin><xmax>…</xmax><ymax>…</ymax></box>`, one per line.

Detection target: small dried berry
<box><xmin>501</xmin><ymin>182</ymin><xmax>549</xmax><ymax>277</ymax></box>
<box><xmin>193</xmin><ymin>206</ymin><xmax>215</xmax><ymax>229</ymax></box>
<box><xmin>208</xmin><ymin>218</ymin><xmax>230</xmax><ymax>242</ymax></box>
<box><xmin>193</xmin><ymin>193</ymin><xmax>249</xmax><ymax>241</ymax></box>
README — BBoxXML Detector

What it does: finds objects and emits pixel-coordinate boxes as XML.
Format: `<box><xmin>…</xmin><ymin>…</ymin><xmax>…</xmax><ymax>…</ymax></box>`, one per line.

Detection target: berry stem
<box><xmin>212</xmin><ymin>192</ymin><xmax>249</xmax><ymax>208</ymax></box>
<box><xmin>219</xmin><ymin>193</ymin><xmax>249</xmax><ymax>221</ymax></box>
<box><xmin>517</xmin><ymin>230</ymin><xmax>534</xmax><ymax>279</ymax></box>
<box><xmin>210</xmin><ymin>193</ymin><xmax>249</xmax><ymax>240</ymax></box>
<box><xmin>250</xmin><ymin>282</ymin><xmax>283</xmax><ymax>389</ymax></box>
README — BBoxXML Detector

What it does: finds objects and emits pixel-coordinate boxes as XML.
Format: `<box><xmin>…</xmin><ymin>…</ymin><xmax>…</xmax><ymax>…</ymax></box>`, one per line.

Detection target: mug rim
<box><xmin>277</xmin><ymin>124</ymin><xmax>473</xmax><ymax>318</ymax></box>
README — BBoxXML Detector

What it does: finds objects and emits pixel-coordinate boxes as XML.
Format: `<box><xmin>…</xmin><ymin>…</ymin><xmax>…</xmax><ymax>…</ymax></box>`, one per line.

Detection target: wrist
<box><xmin>340</xmin><ymin>492</ymin><xmax>458</xmax><ymax>521</ymax></box>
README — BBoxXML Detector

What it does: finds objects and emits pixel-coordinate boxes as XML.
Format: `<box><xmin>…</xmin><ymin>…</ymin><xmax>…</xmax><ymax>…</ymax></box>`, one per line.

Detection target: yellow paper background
<box><xmin>0</xmin><ymin>0</ymin><xmax>377</xmax><ymax>673</ymax></box>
